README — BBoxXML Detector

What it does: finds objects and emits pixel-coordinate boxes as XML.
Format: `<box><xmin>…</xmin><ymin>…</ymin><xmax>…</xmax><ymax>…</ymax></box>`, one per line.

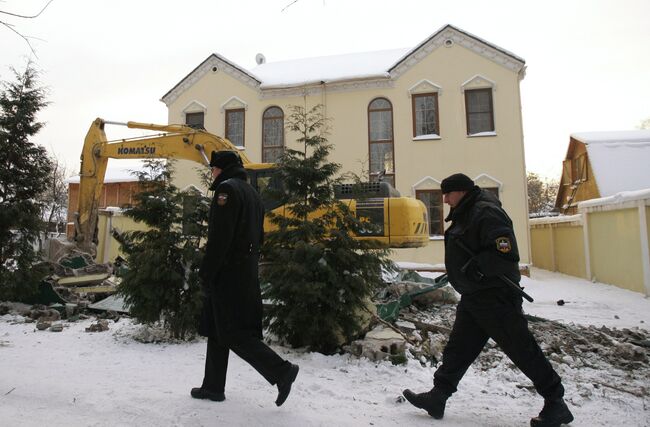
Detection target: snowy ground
<box><xmin>1</xmin><ymin>267</ymin><xmax>649</xmax><ymax>427</ymax></box>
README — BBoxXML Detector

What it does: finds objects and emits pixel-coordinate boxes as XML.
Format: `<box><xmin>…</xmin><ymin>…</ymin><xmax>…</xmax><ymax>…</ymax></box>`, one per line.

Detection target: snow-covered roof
<box><xmin>251</xmin><ymin>48</ymin><xmax>409</xmax><ymax>89</ymax></box>
<box><xmin>571</xmin><ymin>130</ymin><xmax>650</xmax><ymax>197</ymax></box>
<box><xmin>578</xmin><ymin>188</ymin><xmax>650</xmax><ymax>210</ymax></box>
<box><xmin>66</xmin><ymin>165</ymin><xmax>146</xmax><ymax>184</ymax></box>
<box><xmin>161</xmin><ymin>24</ymin><xmax>525</xmax><ymax>105</ymax></box>
<box><xmin>571</xmin><ymin>130</ymin><xmax>650</xmax><ymax>144</ymax></box>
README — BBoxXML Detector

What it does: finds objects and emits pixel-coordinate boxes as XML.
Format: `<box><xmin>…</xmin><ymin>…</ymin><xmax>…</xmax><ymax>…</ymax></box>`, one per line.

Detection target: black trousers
<box><xmin>433</xmin><ymin>287</ymin><xmax>564</xmax><ymax>401</ymax></box>
<box><xmin>201</xmin><ymin>335</ymin><xmax>291</xmax><ymax>393</ymax></box>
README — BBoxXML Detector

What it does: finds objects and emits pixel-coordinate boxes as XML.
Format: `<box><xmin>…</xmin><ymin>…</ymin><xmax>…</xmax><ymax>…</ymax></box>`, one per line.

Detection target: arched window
<box><xmin>368</xmin><ymin>98</ymin><xmax>395</xmax><ymax>186</ymax></box>
<box><xmin>262</xmin><ymin>107</ymin><xmax>284</xmax><ymax>163</ymax></box>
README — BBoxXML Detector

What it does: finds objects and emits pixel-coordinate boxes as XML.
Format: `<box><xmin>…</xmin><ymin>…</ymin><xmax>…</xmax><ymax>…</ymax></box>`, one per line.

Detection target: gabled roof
<box><xmin>161</xmin><ymin>24</ymin><xmax>525</xmax><ymax>105</ymax></box>
<box><xmin>571</xmin><ymin>130</ymin><xmax>650</xmax><ymax>197</ymax></box>
<box><xmin>161</xmin><ymin>53</ymin><xmax>261</xmax><ymax>105</ymax></box>
<box><xmin>388</xmin><ymin>24</ymin><xmax>525</xmax><ymax>76</ymax></box>
<box><xmin>66</xmin><ymin>164</ymin><xmax>148</xmax><ymax>184</ymax></box>
<box><xmin>251</xmin><ymin>48</ymin><xmax>408</xmax><ymax>89</ymax></box>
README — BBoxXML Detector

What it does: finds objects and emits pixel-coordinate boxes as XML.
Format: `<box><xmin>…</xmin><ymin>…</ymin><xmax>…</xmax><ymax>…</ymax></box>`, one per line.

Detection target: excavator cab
<box><xmin>246</xmin><ymin>166</ymin><xmax>284</xmax><ymax>212</ymax></box>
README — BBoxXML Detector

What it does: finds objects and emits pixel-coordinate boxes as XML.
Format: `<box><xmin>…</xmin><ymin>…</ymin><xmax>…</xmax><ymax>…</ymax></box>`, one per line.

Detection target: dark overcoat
<box><xmin>444</xmin><ymin>186</ymin><xmax>521</xmax><ymax>295</ymax></box>
<box><xmin>198</xmin><ymin>164</ymin><xmax>264</xmax><ymax>340</ymax></box>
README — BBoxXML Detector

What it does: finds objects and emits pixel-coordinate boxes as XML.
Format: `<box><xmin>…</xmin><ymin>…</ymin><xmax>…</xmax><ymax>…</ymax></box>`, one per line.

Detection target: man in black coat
<box><xmin>402</xmin><ymin>173</ymin><xmax>573</xmax><ymax>427</ymax></box>
<box><xmin>192</xmin><ymin>150</ymin><xmax>299</xmax><ymax>407</ymax></box>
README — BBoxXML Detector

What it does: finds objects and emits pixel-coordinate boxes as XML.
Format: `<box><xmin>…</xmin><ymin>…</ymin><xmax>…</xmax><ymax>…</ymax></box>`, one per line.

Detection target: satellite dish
<box><xmin>255</xmin><ymin>53</ymin><xmax>266</xmax><ymax>65</ymax></box>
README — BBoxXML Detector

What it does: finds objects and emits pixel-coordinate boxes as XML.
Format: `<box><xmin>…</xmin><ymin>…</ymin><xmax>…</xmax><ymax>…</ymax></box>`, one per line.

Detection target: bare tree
<box><xmin>39</xmin><ymin>152</ymin><xmax>69</xmax><ymax>234</ymax></box>
<box><xmin>638</xmin><ymin>117</ymin><xmax>650</xmax><ymax>130</ymax></box>
<box><xmin>1</xmin><ymin>0</ymin><xmax>54</xmax><ymax>56</ymax></box>
<box><xmin>527</xmin><ymin>172</ymin><xmax>559</xmax><ymax>216</ymax></box>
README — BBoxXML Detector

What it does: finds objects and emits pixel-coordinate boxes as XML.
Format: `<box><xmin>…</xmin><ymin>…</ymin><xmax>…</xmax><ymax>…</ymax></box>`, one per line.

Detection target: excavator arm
<box><xmin>75</xmin><ymin>118</ymin><xmax>430</xmax><ymax>255</ymax></box>
<box><xmin>75</xmin><ymin>118</ymin><xmax>263</xmax><ymax>253</ymax></box>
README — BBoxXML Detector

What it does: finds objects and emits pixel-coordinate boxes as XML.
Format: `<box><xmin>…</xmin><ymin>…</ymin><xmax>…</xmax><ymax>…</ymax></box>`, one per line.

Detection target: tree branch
<box><xmin>0</xmin><ymin>20</ymin><xmax>37</xmax><ymax>57</ymax></box>
<box><xmin>0</xmin><ymin>0</ymin><xmax>54</xmax><ymax>19</ymax></box>
<box><xmin>281</xmin><ymin>0</ymin><xmax>300</xmax><ymax>12</ymax></box>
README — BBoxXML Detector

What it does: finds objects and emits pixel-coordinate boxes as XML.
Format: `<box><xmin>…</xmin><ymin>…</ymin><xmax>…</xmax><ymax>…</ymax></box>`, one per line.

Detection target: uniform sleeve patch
<box><xmin>495</xmin><ymin>237</ymin><xmax>512</xmax><ymax>253</ymax></box>
<box><xmin>217</xmin><ymin>193</ymin><xmax>229</xmax><ymax>206</ymax></box>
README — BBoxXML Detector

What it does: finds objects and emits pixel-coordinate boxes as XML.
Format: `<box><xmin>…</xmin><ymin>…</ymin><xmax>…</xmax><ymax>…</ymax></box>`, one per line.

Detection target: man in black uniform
<box><xmin>192</xmin><ymin>151</ymin><xmax>299</xmax><ymax>406</ymax></box>
<box><xmin>402</xmin><ymin>173</ymin><xmax>573</xmax><ymax>427</ymax></box>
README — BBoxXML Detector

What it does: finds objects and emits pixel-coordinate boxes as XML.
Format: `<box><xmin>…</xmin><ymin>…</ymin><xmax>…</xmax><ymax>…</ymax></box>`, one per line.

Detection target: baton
<box><xmin>452</xmin><ymin>237</ymin><xmax>534</xmax><ymax>303</ymax></box>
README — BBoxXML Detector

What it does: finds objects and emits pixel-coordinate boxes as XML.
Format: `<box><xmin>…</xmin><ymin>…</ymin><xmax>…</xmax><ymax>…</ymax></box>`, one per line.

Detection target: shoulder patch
<box><xmin>216</xmin><ymin>193</ymin><xmax>229</xmax><ymax>206</ymax></box>
<box><xmin>495</xmin><ymin>237</ymin><xmax>512</xmax><ymax>253</ymax></box>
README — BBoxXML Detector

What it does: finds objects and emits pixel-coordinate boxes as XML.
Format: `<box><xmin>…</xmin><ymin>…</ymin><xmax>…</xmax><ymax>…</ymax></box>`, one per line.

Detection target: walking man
<box><xmin>193</xmin><ymin>150</ymin><xmax>299</xmax><ymax>406</ymax></box>
<box><xmin>402</xmin><ymin>173</ymin><xmax>573</xmax><ymax>427</ymax></box>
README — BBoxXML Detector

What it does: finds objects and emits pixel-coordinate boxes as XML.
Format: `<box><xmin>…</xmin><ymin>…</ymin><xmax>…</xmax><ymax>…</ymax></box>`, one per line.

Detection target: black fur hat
<box><xmin>210</xmin><ymin>151</ymin><xmax>242</xmax><ymax>169</ymax></box>
<box><xmin>441</xmin><ymin>173</ymin><xmax>474</xmax><ymax>194</ymax></box>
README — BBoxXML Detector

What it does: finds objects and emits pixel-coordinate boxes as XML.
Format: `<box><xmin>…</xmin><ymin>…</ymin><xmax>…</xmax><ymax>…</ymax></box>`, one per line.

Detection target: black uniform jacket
<box><xmin>198</xmin><ymin>164</ymin><xmax>265</xmax><ymax>340</ymax></box>
<box><xmin>444</xmin><ymin>186</ymin><xmax>521</xmax><ymax>295</ymax></box>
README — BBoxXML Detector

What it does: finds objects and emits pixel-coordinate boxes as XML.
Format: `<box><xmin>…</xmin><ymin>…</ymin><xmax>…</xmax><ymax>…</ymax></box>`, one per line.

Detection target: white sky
<box><xmin>2</xmin><ymin>0</ymin><xmax>650</xmax><ymax>180</ymax></box>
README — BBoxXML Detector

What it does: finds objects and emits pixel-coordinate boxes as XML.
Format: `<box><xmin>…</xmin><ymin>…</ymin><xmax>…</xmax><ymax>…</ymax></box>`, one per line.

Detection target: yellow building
<box><xmin>532</xmin><ymin>129</ymin><xmax>650</xmax><ymax>295</ymax></box>
<box><xmin>556</xmin><ymin>130</ymin><xmax>650</xmax><ymax>214</ymax></box>
<box><xmin>161</xmin><ymin>24</ymin><xmax>530</xmax><ymax>264</ymax></box>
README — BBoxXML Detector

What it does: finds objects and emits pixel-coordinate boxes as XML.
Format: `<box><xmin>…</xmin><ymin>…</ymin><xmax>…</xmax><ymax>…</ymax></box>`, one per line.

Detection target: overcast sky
<box><xmin>2</xmin><ymin>0</ymin><xmax>649</xmax><ymax>180</ymax></box>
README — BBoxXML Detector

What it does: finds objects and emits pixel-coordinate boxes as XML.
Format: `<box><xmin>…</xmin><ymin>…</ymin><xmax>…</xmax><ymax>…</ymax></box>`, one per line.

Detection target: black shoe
<box><xmin>530</xmin><ymin>399</ymin><xmax>574</xmax><ymax>427</ymax></box>
<box><xmin>402</xmin><ymin>388</ymin><xmax>448</xmax><ymax>419</ymax></box>
<box><xmin>190</xmin><ymin>387</ymin><xmax>225</xmax><ymax>402</ymax></box>
<box><xmin>275</xmin><ymin>363</ymin><xmax>299</xmax><ymax>407</ymax></box>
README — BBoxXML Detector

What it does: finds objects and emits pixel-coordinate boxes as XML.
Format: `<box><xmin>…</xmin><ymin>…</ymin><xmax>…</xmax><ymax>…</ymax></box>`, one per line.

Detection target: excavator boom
<box><xmin>75</xmin><ymin>118</ymin><xmax>429</xmax><ymax>254</ymax></box>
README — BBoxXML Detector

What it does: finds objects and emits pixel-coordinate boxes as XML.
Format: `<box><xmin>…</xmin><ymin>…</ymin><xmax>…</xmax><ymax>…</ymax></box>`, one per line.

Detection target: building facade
<box><xmin>161</xmin><ymin>24</ymin><xmax>530</xmax><ymax>264</ymax></box>
<box><xmin>555</xmin><ymin>130</ymin><xmax>650</xmax><ymax>214</ymax></box>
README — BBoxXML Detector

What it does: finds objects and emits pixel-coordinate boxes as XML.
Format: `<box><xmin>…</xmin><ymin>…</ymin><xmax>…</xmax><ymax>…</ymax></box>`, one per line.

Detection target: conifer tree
<box><xmin>0</xmin><ymin>63</ymin><xmax>52</xmax><ymax>301</ymax></box>
<box><xmin>116</xmin><ymin>160</ymin><xmax>208</xmax><ymax>339</ymax></box>
<box><xmin>261</xmin><ymin>105</ymin><xmax>393</xmax><ymax>354</ymax></box>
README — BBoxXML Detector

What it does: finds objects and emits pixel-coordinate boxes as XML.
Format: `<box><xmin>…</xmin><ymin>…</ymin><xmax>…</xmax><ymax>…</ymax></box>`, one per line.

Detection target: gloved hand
<box><xmin>460</xmin><ymin>257</ymin><xmax>484</xmax><ymax>282</ymax></box>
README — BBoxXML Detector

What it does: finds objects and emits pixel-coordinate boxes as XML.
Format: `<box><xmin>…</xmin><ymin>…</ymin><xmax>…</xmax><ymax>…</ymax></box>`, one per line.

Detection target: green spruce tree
<box><xmin>116</xmin><ymin>160</ymin><xmax>208</xmax><ymax>339</ymax></box>
<box><xmin>0</xmin><ymin>63</ymin><xmax>53</xmax><ymax>301</ymax></box>
<box><xmin>261</xmin><ymin>104</ymin><xmax>393</xmax><ymax>354</ymax></box>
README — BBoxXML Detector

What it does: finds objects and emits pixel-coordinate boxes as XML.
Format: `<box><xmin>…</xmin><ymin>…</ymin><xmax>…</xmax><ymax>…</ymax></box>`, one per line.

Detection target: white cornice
<box><xmin>412</xmin><ymin>176</ymin><xmax>442</xmax><ymax>190</ymax></box>
<box><xmin>221</xmin><ymin>96</ymin><xmax>248</xmax><ymax>112</ymax></box>
<box><xmin>259</xmin><ymin>78</ymin><xmax>395</xmax><ymax>99</ymax></box>
<box><xmin>408</xmin><ymin>79</ymin><xmax>443</xmax><ymax>97</ymax></box>
<box><xmin>474</xmin><ymin>173</ymin><xmax>503</xmax><ymax>188</ymax></box>
<box><xmin>162</xmin><ymin>55</ymin><xmax>260</xmax><ymax>106</ymax></box>
<box><xmin>182</xmin><ymin>100</ymin><xmax>207</xmax><ymax>113</ymax></box>
<box><xmin>390</xmin><ymin>26</ymin><xmax>525</xmax><ymax>80</ymax></box>
<box><xmin>461</xmin><ymin>74</ymin><xmax>497</xmax><ymax>91</ymax></box>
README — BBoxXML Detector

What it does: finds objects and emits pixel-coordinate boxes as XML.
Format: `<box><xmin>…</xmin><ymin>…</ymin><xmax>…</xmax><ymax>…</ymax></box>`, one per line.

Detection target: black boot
<box><xmin>530</xmin><ymin>399</ymin><xmax>574</xmax><ymax>427</ymax></box>
<box><xmin>275</xmin><ymin>363</ymin><xmax>299</xmax><ymax>407</ymax></box>
<box><xmin>190</xmin><ymin>387</ymin><xmax>225</xmax><ymax>402</ymax></box>
<box><xmin>402</xmin><ymin>388</ymin><xmax>448</xmax><ymax>419</ymax></box>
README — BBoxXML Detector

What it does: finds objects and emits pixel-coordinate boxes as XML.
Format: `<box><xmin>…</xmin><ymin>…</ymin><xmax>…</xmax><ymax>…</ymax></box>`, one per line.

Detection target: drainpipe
<box><xmin>582</xmin><ymin>209</ymin><xmax>592</xmax><ymax>281</ymax></box>
<box><xmin>638</xmin><ymin>200</ymin><xmax>650</xmax><ymax>297</ymax></box>
<box><xmin>550</xmin><ymin>224</ymin><xmax>556</xmax><ymax>272</ymax></box>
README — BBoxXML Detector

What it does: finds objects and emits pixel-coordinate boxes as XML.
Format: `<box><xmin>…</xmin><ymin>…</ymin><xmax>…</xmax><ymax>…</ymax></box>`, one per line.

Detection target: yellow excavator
<box><xmin>74</xmin><ymin>118</ymin><xmax>429</xmax><ymax>254</ymax></box>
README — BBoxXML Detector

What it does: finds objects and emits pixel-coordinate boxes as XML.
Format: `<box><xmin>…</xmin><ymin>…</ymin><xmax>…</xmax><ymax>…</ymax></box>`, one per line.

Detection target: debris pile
<box><xmin>347</xmin><ymin>268</ymin><xmax>650</xmax><ymax>399</ymax></box>
<box><xmin>32</xmin><ymin>244</ymin><xmax>123</xmax><ymax>311</ymax></box>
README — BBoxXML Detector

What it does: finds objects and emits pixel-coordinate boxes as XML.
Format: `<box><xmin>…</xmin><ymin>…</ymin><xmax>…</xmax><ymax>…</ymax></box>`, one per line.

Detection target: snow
<box><xmin>578</xmin><ymin>188</ymin><xmax>650</xmax><ymax>210</ymax></box>
<box><xmin>529</xmin><ymin>214</ymin><xmax>582</xmax><ymax>225</ymax></box>
<box><xmin>468</xmin><ymin>131</ymin><xmax>497</xmax><ymax>137</ymax></box>
<box><xmin>66</xmin><ymin>169</ymin><xmax>136</xmax><ymax>184</ymax></box>
<box><xmin>571</xmin><ymin>130</ymin><xmax>650</xmax><ymax>144</ymax></box>
<box><xmin>571</xmin><ymin>130</ymin><xmax>650</xmax><ymax>198</ymax></box>
<box><xmin>1</xmin><ymin>267</ymin><xmax>649</xmax><ymax>426</ymax></box>
<box><xmin>251</xmin><ymin>48</ymin><xmax>409</xmax><ymax>88</ymax></box>
<box><xmin>413</xmin><ymin>134</ymin><xmax>441</xmax><ymax>141</ymax></box>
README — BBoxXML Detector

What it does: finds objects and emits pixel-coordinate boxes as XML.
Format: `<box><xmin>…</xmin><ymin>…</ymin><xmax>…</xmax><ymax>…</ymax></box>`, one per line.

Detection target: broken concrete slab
<box><xmin>85</xmin><ymin>320</ymin><xmax>110</xmax><ymax>332</ymax></box>
<box><xmin>57</xmin><ymin>273</ymin><xmax>111</xmax><ymax>287</ymax></box>
<box><xmin>88</xmin><ymin>294</ymin><xmax>129</xmax><ymax>314</ymax></box>
<box><xmin>349</xmin><ymin>325</ymin><xmax>407</xmax><ymax>362</ymax></box>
